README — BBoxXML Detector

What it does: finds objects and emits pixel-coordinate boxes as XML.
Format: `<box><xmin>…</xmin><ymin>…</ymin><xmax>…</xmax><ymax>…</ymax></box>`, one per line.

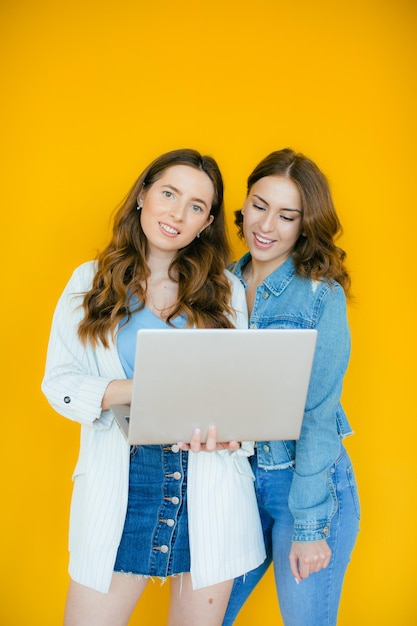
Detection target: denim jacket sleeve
<box><xmin>288</xmin><ymin>282</ymin><xmax>350</xmax><ymax>542</ymax></box>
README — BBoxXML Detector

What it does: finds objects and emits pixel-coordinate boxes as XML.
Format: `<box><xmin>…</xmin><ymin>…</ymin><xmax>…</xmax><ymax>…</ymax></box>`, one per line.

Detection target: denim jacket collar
<box><xmin>233</xmin><ymin>253</ymin><xmax>296</xmax><ymax>297</ymax></box>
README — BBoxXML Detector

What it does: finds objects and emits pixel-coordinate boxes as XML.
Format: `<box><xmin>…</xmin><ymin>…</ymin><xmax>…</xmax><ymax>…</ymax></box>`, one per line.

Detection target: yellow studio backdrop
<box><xmin>1</xmin><ymin>0</ymin><xmax>416</xmax><ymax>624</ymax></box>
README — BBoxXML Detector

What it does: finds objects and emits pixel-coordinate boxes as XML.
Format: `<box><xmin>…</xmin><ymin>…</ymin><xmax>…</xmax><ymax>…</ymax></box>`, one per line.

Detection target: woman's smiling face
<box><xmin>138</xmin><ymin>164</ymin><xmax>214</xmax><ymax>256</ymax></box>
<box><xmin>242</xmin><ymin>175</ymin><xmax>303</xmax><ymax>273</ymax></box>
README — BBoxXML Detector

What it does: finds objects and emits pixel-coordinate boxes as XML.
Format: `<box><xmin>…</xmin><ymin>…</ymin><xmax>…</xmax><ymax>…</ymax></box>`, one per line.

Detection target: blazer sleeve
<box><xmin>41</xmin><ymin>262</ymin><xmax>115</xmax><ymax>428</ymax></box>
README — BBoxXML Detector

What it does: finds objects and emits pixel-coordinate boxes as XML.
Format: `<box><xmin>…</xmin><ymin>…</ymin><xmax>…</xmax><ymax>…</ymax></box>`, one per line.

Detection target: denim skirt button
<box><xmin>114</xmin><ymin>444</ymin><xmax>190</xmax><ymax>578</ymax></box>
<box><xmin>171</xmin><ymin>444</ymin><xmax>180</xmax><ymax>453</ymax></box>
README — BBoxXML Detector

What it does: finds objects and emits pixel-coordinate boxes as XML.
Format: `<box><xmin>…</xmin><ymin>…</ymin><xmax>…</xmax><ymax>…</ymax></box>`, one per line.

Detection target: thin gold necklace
<box><xmin>146</xmin><ymin>283</ymin><xmax>177</xmax><ymax>317</ymax></box>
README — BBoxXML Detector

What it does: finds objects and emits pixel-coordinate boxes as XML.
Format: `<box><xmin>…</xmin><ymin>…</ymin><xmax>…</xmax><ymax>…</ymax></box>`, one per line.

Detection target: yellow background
<box><xmin>1</xmin><ymin>1</ymin><xmax>416</xmax><ymax>624</ymax></box>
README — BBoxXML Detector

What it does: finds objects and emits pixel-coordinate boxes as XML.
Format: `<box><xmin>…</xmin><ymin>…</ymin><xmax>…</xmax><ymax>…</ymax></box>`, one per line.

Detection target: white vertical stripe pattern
<box><xmin>42</xmin><ymin>262</ymin><xmax>266</xmax><ymax>593</ymax></box>
<box><xmin>188</xmin><ymin>450</ymin><xmax>266</xmax><ymax>589</ymax></box>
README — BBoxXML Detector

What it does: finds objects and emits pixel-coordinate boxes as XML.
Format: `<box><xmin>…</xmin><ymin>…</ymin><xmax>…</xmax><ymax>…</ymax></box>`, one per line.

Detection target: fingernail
<box><xmin>294</xmin><ymin>578</ymin><xmax>300</xmax><ymax>585</ymax></box>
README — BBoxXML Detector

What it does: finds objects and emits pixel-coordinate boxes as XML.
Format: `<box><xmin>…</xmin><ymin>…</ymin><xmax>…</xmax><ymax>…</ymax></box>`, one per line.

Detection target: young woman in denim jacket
<box><xmin>223</xmin><ymin>149</ymin><xmax>360</xmax><ymax>626</ymax></box>
<box><xmin>42</xmin><ymin>149</ymin><xmax>265</xmax><ymax>626</ymax></box>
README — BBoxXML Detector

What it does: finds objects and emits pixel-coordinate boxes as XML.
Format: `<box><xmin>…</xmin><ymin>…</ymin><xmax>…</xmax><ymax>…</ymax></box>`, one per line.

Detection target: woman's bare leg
<box><xmin>168</xmin><ymin>574</ymin><xmax>233</xmax><ymax>626</ymax></box>
<box><xmin>64</xmin><ymin>573</ymin><xmax>148</xmax><ymax>626</ymax></box>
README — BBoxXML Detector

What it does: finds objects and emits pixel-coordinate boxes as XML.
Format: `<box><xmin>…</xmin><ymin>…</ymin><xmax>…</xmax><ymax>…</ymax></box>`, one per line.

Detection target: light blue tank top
<box><xmin>117</xmin><ymin>304</ymin><xmax>187</xmax><ymax>377</ymax></box>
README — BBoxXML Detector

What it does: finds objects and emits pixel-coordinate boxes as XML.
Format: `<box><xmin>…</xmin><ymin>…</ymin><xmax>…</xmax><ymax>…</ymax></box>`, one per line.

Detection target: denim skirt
<box><xmin>114</xmin><ymin>444</ymin><xmax>190</xmax><ymax>578</ymax></box>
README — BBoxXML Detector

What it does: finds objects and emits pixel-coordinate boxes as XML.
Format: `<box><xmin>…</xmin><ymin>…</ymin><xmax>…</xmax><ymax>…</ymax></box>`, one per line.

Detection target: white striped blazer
<box><xmin>42</xmin><ymin>261</ymin><xmax>266</xmax><ymax>593</ymax></box>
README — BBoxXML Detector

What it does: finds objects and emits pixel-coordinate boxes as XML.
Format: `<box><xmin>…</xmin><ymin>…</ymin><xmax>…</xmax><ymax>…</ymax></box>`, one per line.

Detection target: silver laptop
<box><xmin>111</xmin><ymin>328</ymin><xmax>317</xmax><ymax>444</ymax></box>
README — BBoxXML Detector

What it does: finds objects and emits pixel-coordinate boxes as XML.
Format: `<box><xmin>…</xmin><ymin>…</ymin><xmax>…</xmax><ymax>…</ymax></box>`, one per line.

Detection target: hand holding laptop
<box><xmin>177</xmin><ymin>425</ymin><xmax>240</xmax><ymax>452</ymax></box>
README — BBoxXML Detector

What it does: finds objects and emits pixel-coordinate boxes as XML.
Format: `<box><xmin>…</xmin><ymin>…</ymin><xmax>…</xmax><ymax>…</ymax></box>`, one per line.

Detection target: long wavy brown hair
<box><xmin>235</xmin><ymin>148</ymin><xmax>351</xmax><ymax>296</ymax></box>
<box><xmin>78</xmin><ymin>149</ymin><xmax>235</xmax><ymax>347</ymax></box>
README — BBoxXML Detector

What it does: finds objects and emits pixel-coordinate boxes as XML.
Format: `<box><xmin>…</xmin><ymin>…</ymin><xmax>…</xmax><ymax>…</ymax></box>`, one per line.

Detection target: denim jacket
<box><xmin>232</xmin><ymin>253</ymin><xmax>353</xmax><ymax>542</ymax></box>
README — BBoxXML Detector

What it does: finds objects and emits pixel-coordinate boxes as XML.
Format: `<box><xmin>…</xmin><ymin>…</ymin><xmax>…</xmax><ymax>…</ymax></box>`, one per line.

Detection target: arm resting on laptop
<box><xmin>101</xmin><ymin>379</ymin><xmax>133</xmax><ymax>411</ymax></box>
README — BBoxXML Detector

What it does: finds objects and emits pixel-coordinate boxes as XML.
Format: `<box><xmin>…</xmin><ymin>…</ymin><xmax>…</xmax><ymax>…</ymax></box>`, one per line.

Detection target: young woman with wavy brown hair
<box><xmin>42</xmin><ymin>149</ymin><xmax>265</xmax><ymax>626</ymax></box>
<box><xmin>223</xmin><ymin>149</ymin><xmax>360</xmax><ymax>626</ymax></box>
<box><xmin>78</xmin><ymin>149</ymin><xmax>236</xmax><ymax>348</ymax></box>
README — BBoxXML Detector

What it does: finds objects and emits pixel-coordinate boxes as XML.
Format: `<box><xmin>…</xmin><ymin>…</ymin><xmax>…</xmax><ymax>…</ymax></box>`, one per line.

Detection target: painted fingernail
<box><xmin>294</xmin><ymin>578</ymin><xmax>300</xmax><ymax>585</ymax></box>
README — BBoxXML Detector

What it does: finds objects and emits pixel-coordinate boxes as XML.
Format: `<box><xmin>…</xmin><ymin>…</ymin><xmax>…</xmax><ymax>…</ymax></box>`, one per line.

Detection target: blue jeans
<box><xmin>223</xmin><ymin>446</ymin><xmax>360</xmax><ymax>626</ymax></box>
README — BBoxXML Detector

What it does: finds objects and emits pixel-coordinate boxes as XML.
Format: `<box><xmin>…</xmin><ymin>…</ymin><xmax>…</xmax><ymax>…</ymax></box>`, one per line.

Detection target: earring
<box><xmin>136</xmin><ymin>202</ymin><xmax>142</xmax><ymax>211</ymax></box>
<box><xmin>197</xmin><ymin>232</ymin><xmax>201</xmax><ymax>238</ymax></box>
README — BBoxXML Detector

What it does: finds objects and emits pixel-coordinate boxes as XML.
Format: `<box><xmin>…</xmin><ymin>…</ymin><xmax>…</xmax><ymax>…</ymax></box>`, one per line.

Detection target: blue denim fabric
<box><xmin>114</xmin><ymin>444</ymin><xmax>190</xmax><ymax>577</ymax></box>
<box><xmin>223</xmin><ymin>447</ymin><xmax>360</xmax><ymax>626</ymax></box>
<box><xmin>231</xmin><ymin>254</ymin><xmax>354</xmax><ymax>540</ymax></box>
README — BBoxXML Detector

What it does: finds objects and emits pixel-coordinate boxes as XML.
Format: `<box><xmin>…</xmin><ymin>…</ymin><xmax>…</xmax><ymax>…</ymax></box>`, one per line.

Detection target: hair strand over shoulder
<box><xmin>78</xmin><ymin>149</ymin><xmax>235</xmax><ymax>348</ymax></box>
